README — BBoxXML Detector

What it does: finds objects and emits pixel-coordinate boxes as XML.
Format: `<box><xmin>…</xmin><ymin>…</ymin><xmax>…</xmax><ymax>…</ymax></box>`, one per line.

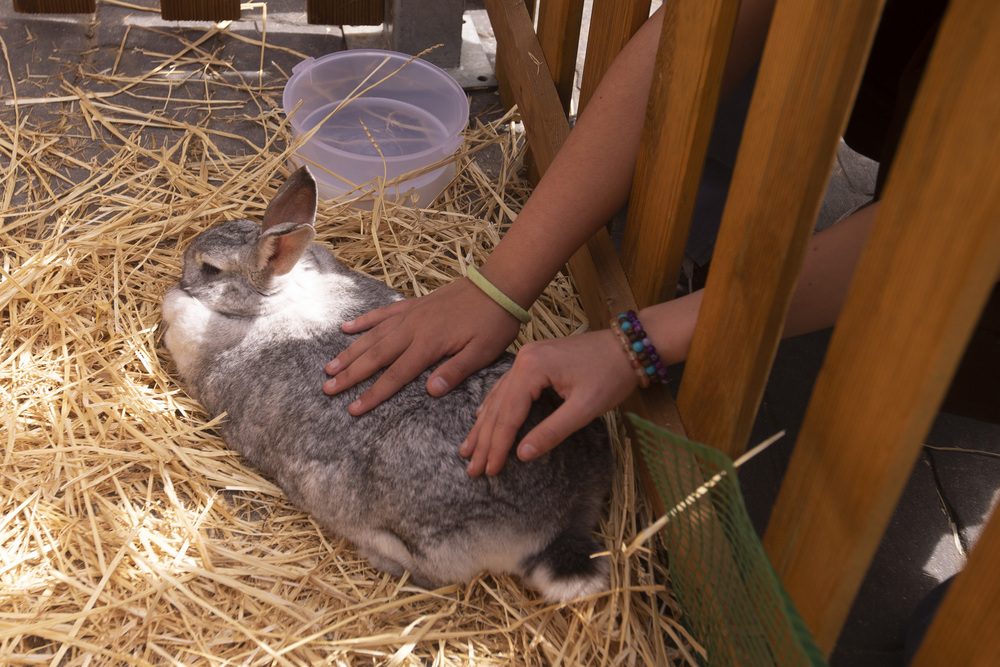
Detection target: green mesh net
<box><xmin>629</xmin><ymin>413</ymin><xmax>827</xmax><ymax>667</ymax></box>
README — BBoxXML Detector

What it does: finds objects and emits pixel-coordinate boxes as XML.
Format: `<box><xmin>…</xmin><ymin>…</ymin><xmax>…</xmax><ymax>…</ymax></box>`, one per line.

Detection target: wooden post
<box><xmin>675</xmin><ymin>0</ymin><xmax>884</xmax><ymax>459</ymax></box>
<box><xmin>576</xmin><ymin>0</ymin><xmax>651</xmax><ymax>112</ymax></box>
<box><xmin>159</xmin><ymin>0</ymin><xmax>240</xmax><ymax>22</ymax></box>
<box><xmin>485</xmin><ymin>0</ymin><xmax>569</xmax><ymax>171</ymax></box>
<box><xmin>13</xmin><ymin>0</ymin><xmax>94</xmax><ymax>12</ymax></box>
<box><xmin>307</xmin><ymin>0</ymin><xmax>384</xmax><ymax>26</ymax></box>
<box><xmin>536</xmin><ymin>0</ymin><xmax>585</xmax><ymax>114</ymax></box>
<box><xmin>912</xmin><ymin>509</ymin><xmax>1000</xmax><ymax>666</ymax></box>
<box><xmin>620</xmin><ymin>0</ymin><xmax>740</xmax><ymax>309</ymax></box>
<box><xmin>763</xmin><ymin>0</ymin><xmax>1000</xmax><ymax>651</ymax></box>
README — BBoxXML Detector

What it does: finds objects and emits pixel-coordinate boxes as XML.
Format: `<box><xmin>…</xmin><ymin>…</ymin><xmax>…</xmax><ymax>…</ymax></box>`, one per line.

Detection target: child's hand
<box><xmin>323</xmin><ymin>278</ymin><xmax>522</xmax><ymax>414</ymax></box>
<box><xmin>460</xmin><ymin>329</ymin><xmax>639</xmax><ymax>476</ymax></box>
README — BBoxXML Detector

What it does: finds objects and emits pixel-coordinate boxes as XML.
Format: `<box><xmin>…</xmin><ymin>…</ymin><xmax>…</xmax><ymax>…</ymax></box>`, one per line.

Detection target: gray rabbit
<box><xmin>161</xmin><ymin>167</ymin><xmax>612</xmax><ymax>602</ymax></box>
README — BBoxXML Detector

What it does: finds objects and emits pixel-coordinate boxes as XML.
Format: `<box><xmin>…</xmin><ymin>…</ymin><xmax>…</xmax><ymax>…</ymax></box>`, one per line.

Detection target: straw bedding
<box><xmin>0</xmin><ymin>8</ymin><xmax>700</xmax><ymax>665</ymax></box>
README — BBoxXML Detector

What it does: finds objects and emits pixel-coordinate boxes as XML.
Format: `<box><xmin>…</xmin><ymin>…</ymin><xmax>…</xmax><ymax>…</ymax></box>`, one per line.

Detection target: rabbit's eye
<box><xmin>201</xmin><ymin>262</ymin><xmax>222</xmax><ymax>277</ymax></box>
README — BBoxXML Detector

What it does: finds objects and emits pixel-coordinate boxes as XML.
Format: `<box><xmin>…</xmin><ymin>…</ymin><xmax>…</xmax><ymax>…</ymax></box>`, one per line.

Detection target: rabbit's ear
<box><xmin>250</xmin><ymin>222</ymin><xmax>317</xmax><ymax>278</ymax></box>
<box><xmin>263</xmin><ymin>167</ymin><xmax>317</xmax><ymax>232</ymax></box>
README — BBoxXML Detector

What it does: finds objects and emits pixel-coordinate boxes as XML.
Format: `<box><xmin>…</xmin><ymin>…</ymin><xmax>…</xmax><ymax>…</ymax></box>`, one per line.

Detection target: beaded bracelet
<box><xmin>610</xmin><ymin>310</ymin><xmax>669</xmax><ymax>388</ymax></box>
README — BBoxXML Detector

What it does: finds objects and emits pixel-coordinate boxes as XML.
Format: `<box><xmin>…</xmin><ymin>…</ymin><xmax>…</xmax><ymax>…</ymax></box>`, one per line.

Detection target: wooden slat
<box><xmin>763</xmin><ymin>0</ymin><xmax>1000</xmax><ymax>652</ymax></box>
<box><xmin>13</xmin><ymin>0</ymin><xmax>94</xmax><ymax>12</ymax></box>
<box><xmin>620</xmin><ymin>0</ymin><xmax>740</xmax><ymax>309</ymax></box>
<box><xmin>940</xmin><ymin>283</ymin><xmax>1000</xmax><ymax>423</ymax></box>
<box><xmin>160</xmin><ymin>0</ymin><xmax>240</xmax><ymax>22</ymax></box>
<box><xmin>912</xmin><ymin>509</ymin><xmax>1000</xmax><ymax>666</ymax></box>
<box><xmin>307</xmin><ymin>0</ymin><xmax>384</xmax><ymax>26</ymax></box>
<box><xmin>485</xmin><ymin>0</ymin><xmax>571</xmax><ymax>174</ymax></box>
<box><xmin>577</xmin><ymin>0</ymin><xmax>651</xmax><ymax>112</ymax></box>
<box><xmin>536</xmin><ymin>0</ymin><xmax>585</xmax><ymax>114</ymax></box>
<box><xmin>675</xmin><ymin>0</ymin><xmax>884</xmax><ymax>459</ymax></box>
<box><xmin>493</xmin><ymin>0</ymin><xmax>536</xmax><ymax>118</ymax></box>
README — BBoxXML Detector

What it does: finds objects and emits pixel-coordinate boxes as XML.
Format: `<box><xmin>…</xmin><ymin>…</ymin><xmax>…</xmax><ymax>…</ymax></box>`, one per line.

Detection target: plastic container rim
<box><xmin>283</xmin><ymin>49</ymin><xmax>469</xmax><ymax>168</ymax></box>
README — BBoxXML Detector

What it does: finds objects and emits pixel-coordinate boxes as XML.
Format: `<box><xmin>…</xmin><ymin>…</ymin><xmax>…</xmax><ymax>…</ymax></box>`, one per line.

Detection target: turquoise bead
<box><xmin>632</xmin><ymin>341</ymin><xmax>644</xmax><ymax>353</ymax></box>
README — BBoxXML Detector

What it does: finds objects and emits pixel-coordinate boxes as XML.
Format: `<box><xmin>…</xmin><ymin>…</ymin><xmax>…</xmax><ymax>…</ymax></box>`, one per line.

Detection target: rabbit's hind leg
<box><xmin>355</xmin><ymin>528</ymin><xmax>456</xmax><ymax>591</ymax></box>
<box><xmin>355</xmin><ymin>528</ymin><xmax>416</xmax><ymax>581</ymax></box>
<box><xmin>519</xmin><ymin>527</ymin><xmax>609</xmax><ymax>604</ymax></box>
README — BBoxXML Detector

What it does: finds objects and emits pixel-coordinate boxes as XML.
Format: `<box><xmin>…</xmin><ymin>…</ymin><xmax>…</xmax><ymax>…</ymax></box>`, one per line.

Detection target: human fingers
<box><xmin>511</xmin><ymin>331</ymin><xmax>643</xmax><ymax>459</ymax></box>
<box><xmin>325</xmin><ymin>300</ymin><xmax>412</xmax><ymax>380</ymax></box>
<box><xmin>330</xmin><ymin>279</ymin><xmax>507</xmax><ymax>395</ymax></box>
<box><xmin>463</xmin><ymin>372</ymin><xmax>536</xmax><ymax>476</ymax></box>
<box><xmin>344</xmin><ymin>337</ymin><xmax>455</xmax><ymax>415</ymax></box>
<box><xmin>343</xmin><ymin>289</ymin><xmax>521</xmax><ymax>410</ymax></box>
<box><xmin>460</xmin><ymin>377</ymin><xmax>505</xmax><ymax>476</ymax></box>
<box><xmin>323</xmin><ymin>316</ymin><xmax>413</xmax><ymax>397</ymax></box>
<box><xmin>460</xmin><ymin>421</ymin><xmax>491</xmax><ymax>476</ymax></box>
<box><xmin>480</xmin><ymin>330</ymin><xmax>637</xmax><ymax>467</ymax></box>
<box><xmin>462</xmin><ymin>342</ymin><xmax>559</xmax><ymax>475</ymax></box>
<box><xmin>426</xmin><ymin>316</ymin><xmax>521</xmax><ymax>398</ymax></box>
<box><xmin>460</xmin><ymin>373</ymin><xmax>505</xmax><ymax>475</ymax></box>
<box><xmin>514</xmin><ymin>398</ymin><xmax>595</xmax><ymax>463</ymax></box>
<box><xmin>340</xmin><ymin>298</ymin><xmax>410</xmax><ymax>335</ymax></box>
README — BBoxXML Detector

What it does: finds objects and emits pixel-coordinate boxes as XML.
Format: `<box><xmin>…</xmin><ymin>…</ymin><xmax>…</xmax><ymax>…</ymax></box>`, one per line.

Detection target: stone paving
<box><xmin>1</xmin><ymin>2</ymin><xmax>996</xmax><ymax>665</ymax></box>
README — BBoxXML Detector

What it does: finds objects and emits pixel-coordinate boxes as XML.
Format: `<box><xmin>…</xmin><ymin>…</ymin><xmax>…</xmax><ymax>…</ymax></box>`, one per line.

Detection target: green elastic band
<box><xmin>466</xmin><ymin>265</ymin><xmax>532</xmax><ymax>324</ymax></box>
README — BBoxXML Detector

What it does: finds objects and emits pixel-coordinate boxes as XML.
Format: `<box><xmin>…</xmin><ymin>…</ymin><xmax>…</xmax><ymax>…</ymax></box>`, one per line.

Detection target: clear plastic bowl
<box><xmin>282</xmin><ymin>50</ymin><xmax>469</xmax><ymax>206</ymax></box>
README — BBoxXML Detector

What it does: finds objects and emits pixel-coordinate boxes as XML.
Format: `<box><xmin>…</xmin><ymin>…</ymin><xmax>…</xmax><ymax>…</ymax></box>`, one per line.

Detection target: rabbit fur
<box><xmin>161</xmin><ymin>167</ymin><xmax>613</xmax><ymax>603</ymax></box>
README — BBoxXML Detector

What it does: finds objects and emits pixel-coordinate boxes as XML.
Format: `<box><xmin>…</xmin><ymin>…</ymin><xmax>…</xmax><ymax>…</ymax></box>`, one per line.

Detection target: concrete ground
<box><xmin>2</xmin><ymin>1</ymin><xmax>996</xmax><ymax>665</ymax></box>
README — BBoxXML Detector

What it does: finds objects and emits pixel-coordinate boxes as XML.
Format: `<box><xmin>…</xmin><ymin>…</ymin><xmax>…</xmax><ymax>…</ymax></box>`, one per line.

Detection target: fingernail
<box><xmin>326</xmin><ymin>359</ymin><xmax>341</xmax><ymax>374</ymax></box>
<box><xmin>429</xmin><ymin>376</ymin><xmax>449</xmax><ymax>396</ymax></box>
<box><xmin>323</xmin><ymin>378</ymin><xmax>336</xmax><ymax>394</ymax></box>
<box><xmin>459</xmin><ymin>440</ymin><xmax>471</xmax><ymax>457</ymax></box>
<box><xmin>518</xmin><ymin>443</ymin><xmax>538</xmax><ymax>461</ymax></box>
<box><xmin>348</xmin><ymin>399</ymin><xmax>362</xmax><ymax>414</ymax></box>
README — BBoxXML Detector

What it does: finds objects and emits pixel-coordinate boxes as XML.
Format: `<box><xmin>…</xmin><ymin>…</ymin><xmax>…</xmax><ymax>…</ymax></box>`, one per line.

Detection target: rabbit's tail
<box><xmin>521</xmin><ymin>527</ymin><xmax>609</xmax><ymax>603</ymax></box>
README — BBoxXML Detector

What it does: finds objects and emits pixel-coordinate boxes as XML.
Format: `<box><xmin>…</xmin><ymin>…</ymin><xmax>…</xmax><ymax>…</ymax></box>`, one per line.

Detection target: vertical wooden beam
<box><xmin>939</xmin><ymin>282</ymin><xmax>1000</xmax><ymax>423</ymax></box>
<box><xmin>675</xmin><ymin>0</ymin><xmax>884</xmax><ymax>459</ymax></box>
<box><xmin>577</xmin><ymin>0</ymin><xmax>651</xmax><ymax>112</ymax></box>
<box><xmin>536</xmin><ymin>0</ymin><xmax>585</xmax><ymax>114</ymax></box>
<box><xmin>13</xmin><ymin>0</ymin><xmax>94</xmax><ymax>12</ymax></box>
<box><xmin>494</xmin><ymin>0</ymin><xmax>537</xmax><ymax>114</ymax></box>
<box><xmin>620</xmin><ymin>0</ymin><xmax>740</xmax><ymax>310</ymax></box>
<box><xmin>763</xmin><ymin>0</ymin><xmax>1000</xmax><ymax>651</ymax></box>
<box><xmin>160</xmin><ymin>0</ymin><xmax>240</xmax><ymax>22</ymax></box>
<box><xmin>912</xmin><ymin>510</ymin><xmax>1000</xmax><ymax>666</ymax></box>
<box><xmin>485</xmin><ymin>0</ymin><xmax>569</xmax><ymax>171</ymax></box>
<box><xmin>307</xmin><ymin>0</ymin><xmax>384</xmax><ymax>26</ymax></box>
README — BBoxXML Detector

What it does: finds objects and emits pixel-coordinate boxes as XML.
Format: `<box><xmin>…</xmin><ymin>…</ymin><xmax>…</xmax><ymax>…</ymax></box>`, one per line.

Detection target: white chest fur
<box><xmin>161</xmin><ymin>263</ymin><xmax>361</xmax><ymax>380</ymax></box>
